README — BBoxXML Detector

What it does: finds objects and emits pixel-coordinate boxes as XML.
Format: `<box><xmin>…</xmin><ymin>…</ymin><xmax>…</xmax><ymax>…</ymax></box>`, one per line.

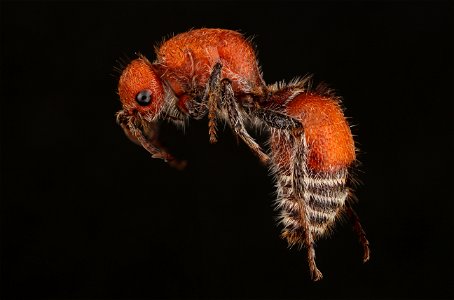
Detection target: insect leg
<box><xmin>221</xmin><ymin>78</ymin><xmax>270</xmax><ymax>164</ymax></box>
<box><xmin>203</xmin><ymin>61</ymin><xmax>223</xmax><ymax>143</ymax></box>
<box><xmin>346</xmin><ymin>202</ymin><xmax>371</xmax><ymax>263</ymax></box>
<box><xmin>252</xmin><ymin>108</ymin><xmax>303</xmax><ymax>130</ymax></box>
<box><xmin>271</xmin><ymin>131</ymin><xmax>322</xmax><ymax>281</ymax></box>
<box><xmin>186</xmin><ymin>96</ymin><xmax>208</xmax><ymax>120</ymax></box>
<box><xmin>292</xmin><ymin>136</ymin><xmax>323</xmax><ymax>281</ymax></box>
<box><xmin>117</xmin><ymin>112</ymin><xmax>186</xmax><ymax>169</ymax></box>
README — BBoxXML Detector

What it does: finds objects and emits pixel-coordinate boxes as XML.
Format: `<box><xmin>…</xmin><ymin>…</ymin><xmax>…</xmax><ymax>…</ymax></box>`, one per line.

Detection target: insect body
<box><xmin>115</xmin><ymin>28</ymin><xmax>370</xmax><ymax>281</ymax></box>
<box><xmin>265</xmin><ymin>84</ymin><xmax>370</xmax><ymax>280</ymax></box>
<box><xmin>155</xmin><ymin>29</ymin><xmax>267</xmax><ymax>113</ymax></box>
<box><xmin>117</xmin><ymin>29</ymin><xmax>275</xmax><ymax>166</ymax></box>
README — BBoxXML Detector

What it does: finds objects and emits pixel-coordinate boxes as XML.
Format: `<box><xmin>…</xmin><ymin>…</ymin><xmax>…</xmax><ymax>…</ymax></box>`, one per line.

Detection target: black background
<box><xmin>1</xmin><ymin>1</ymin><xmax>453</xmax><ymax>299</ymax></box>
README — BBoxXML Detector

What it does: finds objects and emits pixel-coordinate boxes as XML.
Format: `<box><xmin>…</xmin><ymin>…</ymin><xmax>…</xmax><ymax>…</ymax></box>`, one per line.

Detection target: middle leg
<box><xmin>199</xmin><ymin>62</ymin><xmax>270</xmax><ymax>163</ymax></box>
<box><xmin>203</xmin><ymin>61</ymin><xmax>223</xmax><ymax>144</ymax></box>
<box><xmin>221</xmin><ymin>78</ymin><xmax>269</xmax><ymax>164</ymax></box>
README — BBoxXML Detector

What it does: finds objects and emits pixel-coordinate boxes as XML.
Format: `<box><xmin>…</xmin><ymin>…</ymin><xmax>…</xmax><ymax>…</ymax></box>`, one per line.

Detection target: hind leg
<box><xmin>291</xmin><ymin>135</ymin><xmax>323</xmax><ymax>281</ymax></box>
<box><xmin>270</xmin><ymin>130</ymin><xmax>323</xmax><ymax>281</ymax></box>
<box><xmin>346</xmin><ymin>202</ymin><xmax>371</xmax><ymax>262</ymax></box>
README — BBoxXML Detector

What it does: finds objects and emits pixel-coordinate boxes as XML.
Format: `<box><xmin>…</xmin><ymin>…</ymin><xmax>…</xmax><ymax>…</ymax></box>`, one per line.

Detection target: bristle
<box><xmin>112</xmin><ymin>54</ymin><xmax>133</xmax><ymax>77</ymax></box>
<box><xmin>269</xmin><ymin>126</ymin><xmax>352</xmax><ymax>243</ymax></box>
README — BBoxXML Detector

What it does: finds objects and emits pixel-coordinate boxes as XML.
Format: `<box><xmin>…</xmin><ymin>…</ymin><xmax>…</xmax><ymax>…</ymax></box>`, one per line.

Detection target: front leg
<box><xmin>117</xmin><ymin>111</ymin><xmax>187</xmax><ymax>170</ymax></box>
<box><xmin>221</xmin><ymin>79</ymin><xmax>270</xmax><ymax>164</ymax></box>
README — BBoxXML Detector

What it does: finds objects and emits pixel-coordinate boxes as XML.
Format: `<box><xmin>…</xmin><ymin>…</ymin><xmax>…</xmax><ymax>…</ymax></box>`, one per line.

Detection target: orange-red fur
<box><xmin>156</xmin><ymin>29</ymin><xmax>265</xmax><ymax>97</ymax></box>
<box><xmin>118</xmin><ymin>58</ymin><xmax>165</xmax><ymax>116</ymax></box>
<box><xmin>285</xmin><ymin>93</ymin><xmax>355</xmax><ymax>172</ymax></box>
<box><xmin>115</xmin><ymin>29</ymin><xmax>369</xmax><ymax>281</ymax></box>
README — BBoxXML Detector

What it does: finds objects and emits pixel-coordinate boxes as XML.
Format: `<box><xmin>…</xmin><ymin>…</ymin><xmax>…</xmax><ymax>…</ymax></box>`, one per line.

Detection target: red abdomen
<box><xmin>268</xmin><ymin>92</ymin><xmax>356</xmax><ymax>239</ymax></box>
<box><xmin>286</xmin><ymin>93</ymin><xmax>356</xmax><ymax>172</ymax></box>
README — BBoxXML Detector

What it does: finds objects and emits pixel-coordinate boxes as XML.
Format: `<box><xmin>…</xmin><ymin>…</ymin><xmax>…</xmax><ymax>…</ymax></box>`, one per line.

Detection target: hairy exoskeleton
<box><xmin>118</xmin><ymin>29</ymin><xmax>278</xmax><ymax>166</ymax></box>
<box><xmin>115</xmin><ymin>28</ymin><xmax>370</xmax><ymax>281</ymax></box>
<box><xmin>263</xmin><ymin>80</ymin><xmax>370</xmax><ymax>280</ymax></box>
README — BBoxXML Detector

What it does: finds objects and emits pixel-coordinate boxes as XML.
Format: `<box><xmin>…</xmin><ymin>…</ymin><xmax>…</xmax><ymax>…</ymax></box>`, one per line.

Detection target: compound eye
<box><xmin>135</xmin><ymin>89</ymin><xmax>152</xmax><ymax>106</ymax></box>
